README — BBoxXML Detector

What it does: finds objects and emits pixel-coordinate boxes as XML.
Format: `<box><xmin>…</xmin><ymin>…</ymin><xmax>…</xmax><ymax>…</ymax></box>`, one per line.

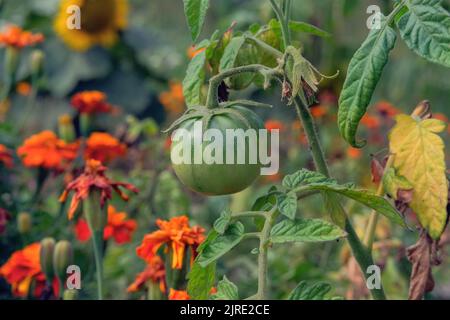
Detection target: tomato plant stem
<box><xmin>256</xmin><ymin>207</ymin><xmax>278</xmax><ymax>300</ymax></box>
<box><xmin>206</xmin><ymin>64</ymin><xmax>277</xmax><ymax>108</ymax></box>
<box><xmin>293</xmin><ymin>93</ymin><xmax>387</xmax><ymax>300</ymax></box>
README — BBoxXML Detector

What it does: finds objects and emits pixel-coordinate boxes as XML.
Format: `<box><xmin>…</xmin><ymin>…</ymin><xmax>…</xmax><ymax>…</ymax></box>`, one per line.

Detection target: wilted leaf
<box><xmin>396</xmin><ymin>0</ymin><xmax>450</xmax><ymax>67</ymax></box>
<box><xmin>406</xmin><ymin>230</ymin><xmax>441</xmax><ymax>300</ymax></box>
<box><xmin>211</xmin><ymin>276</ymin><xmax>239</xmax><ymax>300</ymax></box>
<box><xmin>338</xmin><ymin>14</ymin><xmax>397</xmax><ymax>147</ymax></box>
<box><xmin>270</xmin><ymin>218</ymin><xmax>346</xmax><ymax>243</ymax></box>
<box><xmin>389</xmin><ymin>114</ymin><xmax>448</xmax><ymax>239</ymax></box>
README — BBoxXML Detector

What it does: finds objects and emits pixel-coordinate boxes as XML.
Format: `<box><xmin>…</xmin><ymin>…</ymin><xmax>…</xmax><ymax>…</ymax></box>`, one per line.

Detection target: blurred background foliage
<box><xmin>0</xmin><ymin>0</ymin><xmax>448</xmax><ymax>300</ymax></box>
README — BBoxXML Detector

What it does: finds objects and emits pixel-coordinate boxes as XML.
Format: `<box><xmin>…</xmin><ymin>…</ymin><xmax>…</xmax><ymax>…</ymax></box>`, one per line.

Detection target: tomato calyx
<box><xmin>163</xmin><ymin>100</ymin><xmax>272</xmax><ymax>133</ymax></box>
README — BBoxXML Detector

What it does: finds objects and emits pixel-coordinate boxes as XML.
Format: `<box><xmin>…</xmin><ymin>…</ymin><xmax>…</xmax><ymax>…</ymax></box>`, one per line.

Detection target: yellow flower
<box><xmin>54</xmin><ymin>0</ymin><xmax>128</xmax><ymax>52</ymax></box>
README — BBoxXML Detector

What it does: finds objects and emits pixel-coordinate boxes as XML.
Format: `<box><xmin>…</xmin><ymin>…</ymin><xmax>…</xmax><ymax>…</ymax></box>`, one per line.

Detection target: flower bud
<box><xmin>58</xmin><ymin>114</ymin><xmax>76</xmax><ymax>142</ymax></box>
<box><xmin>17</xmin><ymin>212</ymin><xmax>32</xmax><ymax>234</ymax></box>
<box><xmin>53</xmin><ymin>240</ymin><xmax>73</xmax><ymax>283</ymax></box>
<box><xmin>30</xmin><ymin>49</ymin><xmax>44</xmax><ymax>75</ymax></box>
<box><xmin>411</xmin><ymin>100</ymin><xmax>431</xmax><ymax>120</ymax></box>
<box><xmin>40</xmin><ymin>237</ymin><xmax>56</xmax><ymax>282</ymax></box>
<box><xmin>63</xmin><ymin>289</ymin><xmax>78</xmax><ymax>300</ymax></box>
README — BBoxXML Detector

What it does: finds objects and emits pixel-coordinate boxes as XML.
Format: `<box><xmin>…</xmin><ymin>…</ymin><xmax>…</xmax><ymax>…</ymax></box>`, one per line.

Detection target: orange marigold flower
<box><xmin>71</xmin><ymin>91</ymin><xmax>114</xmax><ymax>115</ymax></box>
<box><xmin>85</xmin><ymin>132</ymin><xmax>127</xmax><ymax>163</ymax></box>
<box><xmin>310</xmin><ymin>104</ymin><xmax>327</xmax><ymax>118</ymax></box>
<box><xmin>16</xmin><ymin>82</ymin><xmax>32</xmax><ymax>96</ymax></box>
<box><xmin>59</xmin><ymin>159</ymin><xmax>139</xmax><ymax>220</ymax></box>
<box><xmin>264</xmin><ymin>120</ymin><xmax>285</xmax><ymax>132</ymax></box>
<box><xmin>360</xmin><ymin>114</ymin><xmax>381</xmax><ymax>129</ymax></box>
<box><xmin>17</xmin><ymin>131</ymin><xmax>79</xmax><ymax>170</ymax></box>
<box><xmin>0</xmin><ymin>25</ymin><xmax>44</xmax><ymax>49</ymax></box>
<box><xmin>375</xmin><ymin>101</ymin><xmax>399</xmax><ymax>118</ymax></box>
<box><xmin>75</xmin><ymin>205</ymin><xmax>137</xmax><ymax>244</ymax></box>
<box><xmin>0</xmin><ymin>243</ymin><xmax>58</xmax><ymax>298</ymax></box>
<box><xmin>187</xmin><ymin>46</ymin><xmax>206</xmax><ymax>59</ymax></box>
<box><xmin>0</xmin><ymin>144</ymin><xmax>13</xmax><ymax>168</ymax></box>
<box><xmin>136</xmin><ymin>216</ymin><xmax>205</xmax><ymax>270</ymax></box>
<box><xmin>168</xmin><ymin>289</ymin><xmax>190</xmax><ymax>300</ymax></box>
<box><xmin>159</xmin><ymin>82</ymin><xmax>185</xmax><ymax>115</ymax></box>
<box><xmin>127</xmin><ymin>256</ymin><xmax>166</xmax><ymax>293</ymax></box>
<box><xmin>347</xmin><ymin>147</ymin><xmax>362</xmax><ymax>159</ymax></box>
<box><xmin>0</xmin><ymin>208</ymin><xmax>11</xmax><ymax>235</ymax></box>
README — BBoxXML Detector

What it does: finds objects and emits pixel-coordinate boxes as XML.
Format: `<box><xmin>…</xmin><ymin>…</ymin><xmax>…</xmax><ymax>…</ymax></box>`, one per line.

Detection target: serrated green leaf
<box><xmin>187</xmin><ymin>261</ymin><xmax>216</xmax><ymax>300</ymax></box>
<box><xmin>286</xmin><ymin>169</ymin><xmax>405</xmax><ymax>227</ymax></box>
<box><xmin>397</xmin><ymin>0</ymin><xmax>450</xmax><ymax>67</ymax></box>
<box><xmin>197</xmin><ymin>222</ymin><xmax>245</xmax><ymax>267</ymax></box>
<box><xmin>183</xmin><ymin>0</ymin><xmax>210</xmax><ymax>42</ymax></box>
<box><xmin>338</xmin><ymin>14</ymin><xmax>397</xmax><ymax>147</ymax></box>
<box><xmin>277</xmin><ymin>193</ymin><xmax>298</xmax><ymax>220</ymax></box>
<box><xmin>211</xmin><ymin>276</ymin><xmax>239</xmax><ymax>300</ymax></box>
<box><xmin>323</xmin><ymin>192</ymin><xmax>347</xmax><ymax>228</ymax></box>
<box><xmin>182</xmin><ymin>50</ymin><xmax>206</xmax><ymax>107</ymax></box>
<box><xmin>287</xmin><ymin>281</ymin><xmax>332</xmax><ymax>300</ymax></box>
<box><xmin>214</xmin><ymin>209</ymin><xmax>232</xmax><ymax>235</ymax></box>
<box><xmin>289</xmin><ymin>21</ymin><xmax>331</xmax><ymax>38</ymax></box>
<box><xmin>219</xmin><ymin>36</ymin><xmax>259</xmax><ymax>90</ymax></box>
<box><xmin>270</xmin><ymin>218</ymin><xmax>346</xmax><ymax>243</ymax></box>
<box><xmin>283</xmin><ymin>169</ymin><xmax>334</xmax><ymax>190</ymax></box>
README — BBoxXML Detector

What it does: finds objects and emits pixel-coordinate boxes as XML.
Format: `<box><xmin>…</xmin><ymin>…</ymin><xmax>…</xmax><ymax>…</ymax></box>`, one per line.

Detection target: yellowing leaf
<box><xmin>389</xmin><ymin>114</ymin><xmax>448</xmax><ymax>239</ymax></box>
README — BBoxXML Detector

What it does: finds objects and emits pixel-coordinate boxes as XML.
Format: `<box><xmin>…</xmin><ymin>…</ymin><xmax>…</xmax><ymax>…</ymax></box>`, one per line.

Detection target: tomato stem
<box><xmin>205</xmin><ymin>64</ymin><xmax>280</xmax><ymax>109</ymax></box>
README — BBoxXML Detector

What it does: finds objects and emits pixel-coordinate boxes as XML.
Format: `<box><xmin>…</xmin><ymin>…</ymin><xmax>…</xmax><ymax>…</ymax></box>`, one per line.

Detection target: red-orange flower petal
<box><xmin>127</xmin><ymin>256</ymin><xmax>166</xmax><ymax>294</ymax></box>
<box><xmin>0</xmin><ymin>25</ymin><xmax>44</xmax><ymax>49</ymax></box>
<box><xmin>136</xmin><ymin>216</ymin><xmax>205</xmax><ymax>270</ymax></box>
<box><xmin>0</xmin><ymin>144</ymin><xmax>13</xmax><ymax>168</ymax></box>
<box><xmin>17</xmin><ymin>131</ymin><xmax>79</xmax><ymax>170</ymax></box>
<box><xmin>60</xmin><ymin>159</ymin><xmax>139</xmax><ymax>220</ymax></box>
<box><xmin>168</xmin><ymin>289</ymin><xmax>190</xmax><ymax>300</ymax></box>
<box><xmin>71</xmin><ymin>91</ymin><xmax>114</xmax><ymax>115</ymax></box>
<box><xmin>85</xmin><ymin>132</ymin><xmax>127</xmax><ymax>163</ymax></box>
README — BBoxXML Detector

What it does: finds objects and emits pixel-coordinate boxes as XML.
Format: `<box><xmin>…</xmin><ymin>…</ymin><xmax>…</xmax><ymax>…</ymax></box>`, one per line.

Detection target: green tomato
<box><xmin>170</xmin><ymin>105</ymin><xmax>264</xmax><ymax>196</ymax></box>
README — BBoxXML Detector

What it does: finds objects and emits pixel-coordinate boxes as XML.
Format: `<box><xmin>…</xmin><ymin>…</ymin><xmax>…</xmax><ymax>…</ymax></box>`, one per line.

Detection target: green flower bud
<box><xmin>58</xmin><ymin>114</ymin><xmax>76</xmax><ymax>142</ymax></box>
<box><xmin>30</xmin><ymin>49</ymin><xmax>44</xmax><ymax>75</ymax></box>
<box><xmin>17</xmin><ymin>212</ymin><xmax>32</xmax><ymax>234</ymax></box>
<box><xmin>53</xmin><ymin>240</ymin><xmax>73</xmax><ymax>284</ymax></box>
<box><xmin>40</xmin><ymin>237</ymin><xmax>56</xmax><ymax>282</ymax></box>
<box><xmin>63</xmin><ymin>289</ymin><xmax>78</xmax><ymax>300</ymax></box>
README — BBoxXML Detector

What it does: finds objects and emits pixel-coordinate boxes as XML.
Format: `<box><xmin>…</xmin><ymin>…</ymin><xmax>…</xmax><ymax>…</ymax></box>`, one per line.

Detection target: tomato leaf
<box><xmin>285</xmin><ymin>169</ymin><xmax>406</xmax><ymax>227</ymax></box>
<box><xmin>288</xmin><ymin>21</ymin><xmax>331</xmax><ymax>38</ymax></box>
<box><xmin>187</xmin><ymin>261</ymin><xmax>216</xmax><ymax>300</ymax></box>
<box><xmin>211</xmin><ymin>276</ymin><xmax>239</xmax><ymax>300</ymax></box>
<box><xmin>389</xmin><ymin>114</ymin><xmax>448</xmax><ymax>239</ymax></box>
<box><xmin>213</xmin><ymin>209</ymin><xmax>232</xmax><ymax>235</ymax></box>
<box><xmin>287</xmin><ymin>281</ymin><xmax>332</xmax><ymax>300</ymax></box>
<box><xmin>219</xmin><ymin>36</ymin><xmax>259</xmax><ymax>90</ymax></box>
<box><xmin>182</xmin><ymin>49</ymin><xmax>206</xmax><ymax>107</ymax></box>
<box><xmin>338</xmin><ymin>14</ymin><xmax>397</xmax><ymax>147</ymax></box>
<box><xmin>197</xmin><ymin>222</ymin><xmax>245</xmax><ymax>267</ymax></box>
<box><xmin>396</xmin><ymin>0</ymin><xmax>450</xmax><ymax>67</ymax></box>
<box><xmin>277</xmin><ymin>192</ymin><xmax>298</xmax><ymax>220</ymax></box>
<box><xmin>382</xmin><ymin>167</ymin><xmax>414</xmax><ymax>201</ymax></box>
<box><xmin>183</xmin><ymin>0</ymin><xmax>210</xmax><ymax>42</ymax></box>
<box><xmin>270</xmin><ymin>218</ymin><xmax>346</xmax><ymax>243</ymax></box>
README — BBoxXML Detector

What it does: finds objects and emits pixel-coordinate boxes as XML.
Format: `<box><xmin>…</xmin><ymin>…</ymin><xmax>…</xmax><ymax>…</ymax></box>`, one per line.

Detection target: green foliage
<box><xmin>211</xmin><ymin>276</ymin><xmax>239</xmax><ymax>300</ymax></box>
<box><xmin>338</xmin><ymin>14</ymin><xmax>397</xmax><ymax>147</ymax></box>
<box><xmin>197</xmin><ymin>222</ymin><xmax>245</xmax><ymax>267</ymax></box>
<box><xmin>287</xmin><ymin>281</ymin><xmax>332</xmax><ymax>300</ymax></box>
<box><xmin>182</xmin><ymin>49</ymin><xmax>206</xmax><ymax>107</ymax></box>
<box><xmin>397</xmin><ymin>0</ymin><xmax>450</xmax><ymax>67</ymax></box>
<box><xmin>277</xmin><ymin>192</ymin><xmax>298</xmax><ymax>220</ymax></box>
<box><xmin>270</xmin><ymin>218</ymin><xmax>346</xmax><ymax>243</ymax></box>
<box><xmin>187</xmin><ymin>261</ymin><xmax>216</xmax><ymax>300</ymax></box>
<box><xmin>183</xmin><ymin>0</ymin><xmax>210</xmax><ymax>42</ymax></box>
<box><xmin>213</xmin><ymin>209</ymin><xmax>232</xmax><ymax>235</ymax></box>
